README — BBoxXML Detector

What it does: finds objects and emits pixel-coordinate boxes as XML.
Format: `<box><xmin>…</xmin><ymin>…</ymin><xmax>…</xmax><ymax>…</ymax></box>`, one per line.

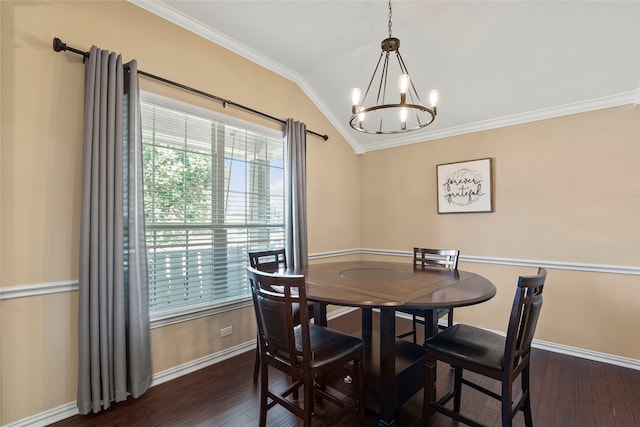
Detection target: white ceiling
<box><xmin>131</xmin><ymin>1</ymin><xmax>639</xmax><ymax>154</ymax></box>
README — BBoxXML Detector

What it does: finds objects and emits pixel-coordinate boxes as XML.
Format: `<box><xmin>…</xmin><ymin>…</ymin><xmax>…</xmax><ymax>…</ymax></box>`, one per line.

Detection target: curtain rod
<box><xmin>52</xmin><ymin>37</ymin><xmax>329</xmax><ymax>141</ymax></box>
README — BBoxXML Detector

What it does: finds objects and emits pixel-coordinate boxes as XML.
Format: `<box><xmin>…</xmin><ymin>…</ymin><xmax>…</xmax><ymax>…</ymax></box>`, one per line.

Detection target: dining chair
<box><xmin>397</xmin><ymin>248</ymin><xmax>460</xmax><ymax>343</ymax></box>
<box><xmin>248</xmin><ymin>267</ymin><xmax>364</xmax><ymax>427</ymax></box>
<box><xmin>248</xmin><ymin>248</ymin><xmax>288</xmax><ymax>273</ymax></box>
<box><xmin>248</xmin><ymin>249</ymin><xmax>315</xmax><ymax>381</ymax></box>
<box><xmin>422</xmin><ymin>267</ymin><xmax>547</xmax><ymax>427</ymax></box>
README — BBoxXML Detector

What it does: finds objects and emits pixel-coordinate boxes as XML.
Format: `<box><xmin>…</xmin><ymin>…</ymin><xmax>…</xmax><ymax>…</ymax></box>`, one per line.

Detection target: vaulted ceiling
<box><xmin>131</xmin><ymin>1</ymin><xmax>640</xmax><ymax>154</ymax></box>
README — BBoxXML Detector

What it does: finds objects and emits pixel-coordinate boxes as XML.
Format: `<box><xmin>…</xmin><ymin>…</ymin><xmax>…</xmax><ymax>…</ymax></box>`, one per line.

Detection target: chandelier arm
<box><xmin>361</xmin><ymin>51</ymin><xmax>386</xmax><ymax>109</ymax></box>
<box><xmin>414</xmin><ymin>105</ymin><xmax>424</xmax><ymax>126</ymax></box>
<box><xmin>409</xmin><ymin>86</ymin><xmax>426</xmax><ymax>126</ymax></box>
<box><xmin>378</xmin><ymin>53</ymin><xmax>391</xmax><ymax>131</ymax></box>
<box><xmin>377</xmin><ymin>52</ymin><xmax>390</xmax><ymax>106</ymax></box>
<box><xmin>395</xmin><ymin>51</ymin><xmax>422</xmax><ymax>103</ymax></box>
<box><xmin>394</xmin><ymin>51</ymin><xmax>423</xmax><ymax>125</ymax></box>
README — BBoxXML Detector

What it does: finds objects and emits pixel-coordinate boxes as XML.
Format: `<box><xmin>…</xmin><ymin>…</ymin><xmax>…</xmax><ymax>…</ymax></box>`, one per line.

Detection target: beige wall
<box><xmin>0</xmin><ymin>1</ymin><xmax>360</xmax><ymax>423</ymax></box>
<box><xmin>360</xmin><ymin>108</ymin><xmax>639</xmax><ymax>265</ymax></box>
<box><xmin>0</xmin><ymin>0</ymin><xmax>638</xmax><ymax>425</ymax></box>
<box><xmin>359</xmin><ymin>106</ymin><xmax>640</xmax><ymax>357</ymax></box>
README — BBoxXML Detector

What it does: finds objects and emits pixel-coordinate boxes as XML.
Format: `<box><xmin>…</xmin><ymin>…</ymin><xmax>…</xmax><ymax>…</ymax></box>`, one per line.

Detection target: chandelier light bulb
<box><xmin>351</xmin><ymin>88</ymin><xmax>361</xmax><ymax>114</ymax></box>
<box><xmin>429</xmin><ymin>89</ymin><xmax>440</xmax><ymax>108</ymax></box>
<box><xmin>399</xmin><ymin>74</ymin><xmax>409</xmax><ymax>104</ymax></box>
<box><xmin>399</xmin><ymin>74</ymin><xmax>410</xmax><ymax>93</ymax></box>
<box><xmin>400</xmin><ymin>107</ymin><xmax>408</xmax><ymax>130</ymax></box>
<box><xmin>358</xmin><ymin>110</ymin><xmax>366</xmax><ymax>122</ymax></box>
<box><xmin>399</xmin><ymin>107</ymin><xmax>408</xmax><ymax>122</ymax></box>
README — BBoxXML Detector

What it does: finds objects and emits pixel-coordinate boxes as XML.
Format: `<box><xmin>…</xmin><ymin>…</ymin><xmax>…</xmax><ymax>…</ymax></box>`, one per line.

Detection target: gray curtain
<box><xmin>284</xmin><ymin>119</ymin><xmax>309</xmax><ymax>269</ymax></box>
<box><xmin>77</xmin><ymin>46</ymin><xmax>151</xmax><ymax>414</ymax></box>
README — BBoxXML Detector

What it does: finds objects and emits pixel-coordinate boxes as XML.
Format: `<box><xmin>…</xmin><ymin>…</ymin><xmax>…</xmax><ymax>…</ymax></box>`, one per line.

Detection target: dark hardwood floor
<box><xmin>51</xmin><ymin>311</ymin><xmax>640</xmax><ymax>426</ymax></box>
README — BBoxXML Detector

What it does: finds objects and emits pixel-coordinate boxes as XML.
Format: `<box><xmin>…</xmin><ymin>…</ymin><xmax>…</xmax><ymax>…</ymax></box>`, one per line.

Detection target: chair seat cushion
<box><xmin>295</xmin><ymin>324</ymin><xmax>363</xmax><ymax>369</ymax></box>
<box><xmin>425</xmin><ymin>324</ymin><xmax>505</xmax><ymax>372</ymax></box>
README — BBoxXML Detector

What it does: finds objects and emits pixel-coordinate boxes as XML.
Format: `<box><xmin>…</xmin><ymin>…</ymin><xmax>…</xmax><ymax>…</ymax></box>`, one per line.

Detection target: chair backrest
<box><xmin>248</xmin><ymin>249</ymin><xmax>288</xmax><ymax>273</ymax></box>
<box><xmin>247</xmin><ymin>266</ymin><xmax>311</xmax><ymax>368</ymax></box>
<box><xmin>504</xmin><ymin>267</ymin><xmax>547</xmax><ymax>372</ymax></box>
<box><xmin>413</xmin><ymin>247</ymin><xmax>460</xmax><ymax>270</ymax></box>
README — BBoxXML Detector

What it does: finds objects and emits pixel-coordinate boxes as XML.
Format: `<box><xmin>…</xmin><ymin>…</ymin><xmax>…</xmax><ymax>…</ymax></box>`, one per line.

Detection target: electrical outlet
<box><xmin>220</xmin><ymin>326</ymin><xmax>233</xmax><ymax>337</ymax></box>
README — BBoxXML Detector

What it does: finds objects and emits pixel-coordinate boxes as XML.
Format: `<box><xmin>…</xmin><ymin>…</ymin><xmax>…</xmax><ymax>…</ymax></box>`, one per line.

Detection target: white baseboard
<box><xmin>5</xmin><ymin>305</ymin><xmax>638</xmax><ymax>427</ymax></box>
<box><xmin>150</xmin><ymin>341</ymin><xmax>255</xmax><ymax>387</ymax></box>
<box><xmin>3</xmin><ymin>341</ymin><xmax>254</xmax><ymax>427</ymax></box>
<box><xmin>531</xmin><ymin>339</ymin><xmax>640</xmax><ymax>371</ymax></box>
<box><xmin>2</xmin><ymin>401</ymin><xmax>79</xmax><ymax>427</ymax></box>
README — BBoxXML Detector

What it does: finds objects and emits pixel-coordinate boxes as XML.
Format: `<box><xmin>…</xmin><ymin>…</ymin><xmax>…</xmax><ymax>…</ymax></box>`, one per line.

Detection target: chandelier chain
<box><xmin>388</xmin><ymin>0</ymin><xmax>392</xmax><ymax>37</ymax></box>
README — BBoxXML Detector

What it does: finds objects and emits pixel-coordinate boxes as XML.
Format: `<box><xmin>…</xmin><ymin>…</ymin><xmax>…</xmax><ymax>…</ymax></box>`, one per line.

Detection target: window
<box><xmin>141</xmin><ymin>93</ymin><xmax>285</xmax><ymax>318</ymax></box>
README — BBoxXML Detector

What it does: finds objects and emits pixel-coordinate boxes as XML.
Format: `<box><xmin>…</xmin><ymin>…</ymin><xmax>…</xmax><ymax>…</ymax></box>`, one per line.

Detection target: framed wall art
<box><xmin>437</xmin><ymin>158</ymin><xmax>493</xmax><ymax>214</ymax></box>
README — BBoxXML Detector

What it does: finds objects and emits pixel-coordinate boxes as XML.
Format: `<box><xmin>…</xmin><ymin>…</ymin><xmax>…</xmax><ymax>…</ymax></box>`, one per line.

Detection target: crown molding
<box><xmin>128</xmin><ymin>1</ymin><xmax>637</xmax><ymax>155</ymax></box>
<box><xmin>128</xmin><ymin>1</ymin><xmax>294</xmax><ymax>81</ymax></box>
<box><xmin>362</xmin><ymin>89</ymin><xmax>640</xmax><ymax>152</ymax></box>
<box><xmin>127</xmin><ymin>0</ymin><xmax>365</xmax><ymax>154</ymax></box>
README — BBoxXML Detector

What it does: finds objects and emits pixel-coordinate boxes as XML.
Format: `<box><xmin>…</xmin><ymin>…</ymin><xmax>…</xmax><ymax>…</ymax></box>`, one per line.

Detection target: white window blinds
<box><xmin>141</xmin><ymin>96</ymin><xmax>285</xmax><ymax>317</ymax></box>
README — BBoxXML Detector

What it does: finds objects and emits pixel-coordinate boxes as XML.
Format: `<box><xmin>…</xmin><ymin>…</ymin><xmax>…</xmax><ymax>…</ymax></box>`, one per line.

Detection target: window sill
<box><xmin>150</xmin><ymin>297</ymin><xmax>253</xmax><ymax>329</ymax></box>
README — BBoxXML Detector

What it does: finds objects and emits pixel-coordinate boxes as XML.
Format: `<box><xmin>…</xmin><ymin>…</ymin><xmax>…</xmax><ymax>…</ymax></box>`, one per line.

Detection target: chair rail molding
<box><xmin>353</xmin><ymin>248</ymin><xmax>640</xmax><ymax>276</ymax></box>
<box><xmin>1</xmin><ymin>249</ymin><xmax>637</xmax><ymax>302</ymax></box>
<box><xmin>0</xmin><ymin>281</ymin><xmax>79</xmax><ymax>300</ymax></box>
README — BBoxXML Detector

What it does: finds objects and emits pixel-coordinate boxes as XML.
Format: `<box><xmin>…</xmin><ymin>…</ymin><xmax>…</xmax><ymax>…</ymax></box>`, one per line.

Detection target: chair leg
<box><xmin>259</xmin><ymin>360</ymin><xmax>268</xmax><ymax>427</ymax></box>
<box><xmin>423</xmin><ymin>355</ymin><xmax>437</xmax><ymax>427</ymax></box>
<box><xmin>303</xmin><ymin>370</ymin><xmax>314</xmax><ymax>427</ymax></box>
<box><xmin>453</xmin><ymin>367</ymin><xmax>463</xmax><ymax>412</ymax></box>
<box><xmin>522</xmin><ymin>365</ymin><xmax>533</xmax><ymax>427</ymax></box>
<box><xmin>356</xmin><ymin>355</ymin><xmax>364</xmax><ymax>425</ymax></box>
<box><xmin>412</xmin><ymin>315</ymin><xmax>418</xmax><ymax>344</ymax></box>
<box><xmin>293</xmin><ymin>386</ymin><xmax>299</xmax><ymax>401</ymax></box>
<box><xmin>253</xmin><ymin>346</ymin><xmax>260</xmax><ymax>381</ymax></box>
<box><xmin>501</xmin><ymin>377</ymin><xmax>514</xmax><ymax>427</ymax></box>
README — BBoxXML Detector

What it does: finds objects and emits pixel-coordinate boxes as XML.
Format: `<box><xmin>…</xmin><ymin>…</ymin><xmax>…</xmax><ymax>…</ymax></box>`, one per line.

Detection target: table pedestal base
<box><xmin>325</xmin><ymin>331</ymin><xmax>425</xmax><ymax>425</ymax></box>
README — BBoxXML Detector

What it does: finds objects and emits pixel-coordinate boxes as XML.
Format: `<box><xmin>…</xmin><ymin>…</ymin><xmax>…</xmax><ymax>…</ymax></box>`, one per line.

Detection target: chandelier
<box><xmin>350</xmin><ymin>0</ymin><xmax>439</xmax><ymax>134</ymax></box>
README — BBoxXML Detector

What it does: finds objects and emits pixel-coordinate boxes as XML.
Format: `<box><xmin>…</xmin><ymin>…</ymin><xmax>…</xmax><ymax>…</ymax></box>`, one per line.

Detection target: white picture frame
<box><xmin>437</xmin><ymin>158</ymin><xmax>493</xmax><ymax>214</ymax></box>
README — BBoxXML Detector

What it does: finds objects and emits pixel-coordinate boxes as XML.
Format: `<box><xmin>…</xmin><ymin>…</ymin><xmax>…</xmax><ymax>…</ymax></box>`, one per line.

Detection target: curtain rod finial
<box><xmin>53</xmin><ymin>37</ymin><xmax>66</xmax><ymax>52</ymax></box>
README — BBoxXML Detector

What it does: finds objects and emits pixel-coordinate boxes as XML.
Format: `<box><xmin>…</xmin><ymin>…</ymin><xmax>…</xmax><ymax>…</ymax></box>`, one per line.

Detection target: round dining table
<box><xmin>296</xmin><ymin>260</ymin><xmax>497</xmax><ymax>427</ymax></box>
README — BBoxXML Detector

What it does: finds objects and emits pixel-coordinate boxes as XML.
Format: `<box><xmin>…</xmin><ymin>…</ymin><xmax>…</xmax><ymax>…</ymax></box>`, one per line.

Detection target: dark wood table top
<box><xmin>299</xmin><ymin>260</ymin><xmax>496</xmax><ymax>309</ymax></box>
<box><xmin>294</xmin><ymin>260</ymin><xmax>497</xmax><ymax>426</ymax></box>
